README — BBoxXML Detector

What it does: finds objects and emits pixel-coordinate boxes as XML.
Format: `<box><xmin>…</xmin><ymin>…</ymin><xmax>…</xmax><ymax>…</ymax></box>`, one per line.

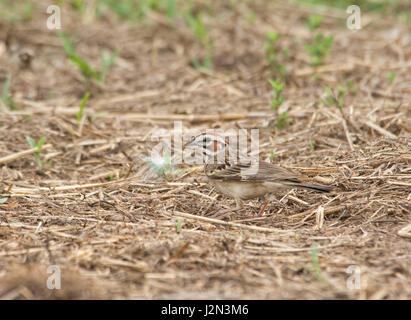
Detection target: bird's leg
<box><xmin>210</xmin><ymin>198</ymin><xmax>243</xmax><ymax>220</ymax></box>
<box><xmin>257</xmin><ymin>200</ymin><xmax>269</xmax><ymax>217</ymax></box>
<box><xmin>257</xmin><ymin>192</ymin><xmax>287</xmax><ymax>216</ymax></box>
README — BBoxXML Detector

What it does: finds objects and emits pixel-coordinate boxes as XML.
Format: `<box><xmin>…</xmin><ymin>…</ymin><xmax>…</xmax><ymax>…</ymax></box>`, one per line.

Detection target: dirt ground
<box><xmin>0</xmin><ymin>1</ymin><xmax>410</xmax><ymax>299</ymax></box>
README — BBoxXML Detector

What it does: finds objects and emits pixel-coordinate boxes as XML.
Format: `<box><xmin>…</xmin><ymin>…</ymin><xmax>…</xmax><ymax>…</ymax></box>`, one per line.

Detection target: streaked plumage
<box><xmin>185</xmin><ymin>132</ymin><xmax>333</xmax><ymax>217</ymax></box>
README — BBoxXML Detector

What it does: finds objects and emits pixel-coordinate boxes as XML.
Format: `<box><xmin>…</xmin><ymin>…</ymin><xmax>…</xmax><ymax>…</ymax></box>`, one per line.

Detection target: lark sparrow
<box><xmin>185</xmin><ymin>132</ymin><xmax>333</xmax><ymax>218</ymax></box>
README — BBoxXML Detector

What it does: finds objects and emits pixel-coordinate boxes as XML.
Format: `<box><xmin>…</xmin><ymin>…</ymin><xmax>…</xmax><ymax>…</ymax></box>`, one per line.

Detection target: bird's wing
<box><xmin>206</xmin><ymin>161</ymin><xmax>303</xmax><ymax>183</ymax></box>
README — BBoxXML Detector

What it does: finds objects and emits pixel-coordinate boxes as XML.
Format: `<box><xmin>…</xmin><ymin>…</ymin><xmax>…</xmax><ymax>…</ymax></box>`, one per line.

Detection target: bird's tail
<box><xmin>294</xmin><ymin>182</ymin><xmax>333</xmax><ymax>193</ymax></box>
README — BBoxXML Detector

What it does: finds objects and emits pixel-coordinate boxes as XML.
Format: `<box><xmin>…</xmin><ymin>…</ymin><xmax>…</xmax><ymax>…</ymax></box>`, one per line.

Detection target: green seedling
<box><xmin>310</xmin><ymin>243</ymin><xmax>323</xmax><ymax>281</ymax></box>
<box><xmin>0</xmin><ymin>0</ymin><xmax>34</xmax><ymax>23</ymax></box>
<box><xmin>165</xmin><ymin>0</ymin><xmax>176</xmax><ymax>20</ymax></box>
<box><xmin>1</xmin><ymin>74</ymin><xmax>16</xmax><ymax>110</ymax></box>
<box><xmin>268</xmin><ymin>78</ymin><xmax>285</xmax><ymax>110</ymax></box>
<box><xmin>305</xmin><ymin>33</ymin><xmax>333</xmax><ymax>66</ymax></box>
<box><xmin>58</xmin><ymin>31</ymin><xmax>118</xmax><ymax>85</ymax></box>
<box><xmin>265</xmin><ymin>31</ymin><xmax>286</xmax><ymax>76</ymax></box>
<box><xmin>276</xmin><ymin>112</ymin><xmax>289</xmax><ymax>129</ymax></box>
<box><xmin>270</xmin><ymin>151</ymin><xmax>276</xmax><ymax>159</ymax></box>
<box><xmin>98</xmin><ymin>0</ymin><xmax>177</xmax><ymax>21</ymax></box>
<box><xmin>26</xmin><ymin>136</ymin><xmax>45</xmax><ymax>169</ymax></box>
<box><xmin>58</xmin><ymin>31</ymin><xmax>99</xmax><ymax>81</ymax></box>
<box><xmin>345</xmin><ymin>81</ymin><xmax>359</xmax><ymax>94</ymax></box>
<box><xmin>246</xmin><ymin>10</ymin><xmax>256</xmax><ymax>23</ymax></box>
<box><xmin>100</xmin><ymin>49</ymin><xmax>119</xmax><ymax>82</ymax></box>
<box><xmin>309</xmin><ymin>139</ymin><xmax>315</xmax><ymax>150</ymax></box>
<box><xmin>265</xmin><ymin>32</ymin><xmax>280</xmax><ymax>66</ymax></box>
<box><xmin>146</xmin><ymin>151</ymin><xmax>180</xmax><ymax>179</ymax></box>
<box><xmin>387</xmin><ymin>72</ymin><xmax>396</xmax><ymax>84</ymax></box>
<box><xmin>268</xmin><ymin>79</ymin><xmax>289</xmax><ymax>129</ymax></box>
<box><xmin>324</xmin><ymin>86</ymin><xmax>345</xmax><ymax>106</ymax></box>
<box><xmin>346</xmin><ymin>81</ymin><xmax>355</xmax><ymax>90</ymax></box>
<box><xmin>295</xmin><ymin>0</ymin><xmax>396</xmax><ymax>13</ymax></box>
<box><xmin>176</xmin><ymin>218</ymin><xmax>182</xmax><ymax>233</ymax></box>
<box><xmin>72</xmin><ymin>0</ymin><xmax>86</xmax><ymax>13</ymax></box>
<box><xmin>76</xmin><ymin>92</ymin><xmax>90</xmax><ymax>121</ymax></box>
<box><xmin>184</xmin><ymin>10</ymin><xmax>212</xmax><ymax>69</ymax></box>
<box><xmin>98</xmin><ymin>0</ymin><xmax>138</xmax><ymax>19</ymax></box>
<box><xmin>306</xmin><ymin>14</ymin><xmax>323</xmax><ymax>31</ymax></box>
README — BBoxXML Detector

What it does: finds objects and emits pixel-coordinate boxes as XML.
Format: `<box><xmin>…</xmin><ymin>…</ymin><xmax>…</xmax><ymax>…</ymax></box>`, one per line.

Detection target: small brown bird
<box><xmin>185</xmin><ymin>132</ymin><xmax>333</xmax><ymax>218</ymax></box>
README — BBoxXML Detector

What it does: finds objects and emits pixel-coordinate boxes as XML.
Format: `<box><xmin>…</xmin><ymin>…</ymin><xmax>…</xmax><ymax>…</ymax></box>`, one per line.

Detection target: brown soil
<box><xmin>0</xmin><ymin>1</ymin><xmax>410</xmax><ymax>299</ymax></box>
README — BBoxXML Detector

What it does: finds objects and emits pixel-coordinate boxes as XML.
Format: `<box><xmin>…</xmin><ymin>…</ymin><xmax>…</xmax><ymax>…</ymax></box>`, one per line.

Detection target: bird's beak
<box><xmin>184</xmin><ymin>140</ymin><xmax>195</xmax><ymax>148</ymax></box>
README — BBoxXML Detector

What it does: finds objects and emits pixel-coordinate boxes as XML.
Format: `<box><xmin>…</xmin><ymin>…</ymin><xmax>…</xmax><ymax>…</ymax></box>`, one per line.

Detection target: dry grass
<box><xmin>0</xmin><ymin>0</ymin><xmax>410</xmax><ymax>299</ymax></box>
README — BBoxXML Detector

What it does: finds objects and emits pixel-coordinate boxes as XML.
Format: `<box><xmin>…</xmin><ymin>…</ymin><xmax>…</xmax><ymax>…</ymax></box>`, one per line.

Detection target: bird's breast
<box><xmin>207</xmin><ymin>178</ymin><xmax>271</xmax><ymax>200</ymax></box>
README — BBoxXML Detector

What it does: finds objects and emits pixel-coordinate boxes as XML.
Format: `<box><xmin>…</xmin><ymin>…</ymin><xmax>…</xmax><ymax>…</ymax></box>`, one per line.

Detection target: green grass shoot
<box><xmin>310</xmin><ymin>243</ymin><xmax>323</xmax><ymax>281</ymax></box>
<box><xmin>387</xmin><ymin>72</ymin><xmax>396</xmax><ymax>84</ymax></box>
<box><xmin>176</xmin><ymin>218</ymin><xmax>182</xmax><ymax>233</ymax></box>
<box><xmin>309</xmin><ymin>139</ymin><xmax>315</xmax><ymax>150</ymax></box>
<box><xmin>58</xmin><ymin>31</ymin><xmax>118</xmax><ymax>85</ymax></box>
<box><xmin>76</xmin><ymin>92</ymin><xmax>90</xmax><ymax>121</ymax></box>
<box><xmin>1</xmin><ymin>74</ymin><xmax>16</xmax><ymax>110</ymax></box>
<box><xmin>26</xmin><ymin>136</ymin><xmax>46</xmax><ymax>169</ymax></box>
<box><xmin>268</xmin><ymin>78</ymin><xmax>285</xmax><ymax>110</ymax></box>
<box><xmin>306</xmin><ymin>14</ymin><xmax>323</xmax><ymax>31</ymax></box>
<box><xmin>276</xmin><ymin>112</ymin><xmax>289</xmax><ymax>129</ymax></box>
<box><xmin>184</xmin><ymin>10</ymin><xmax>212</xmax><ymax>69</ymax></box>
<box><xmin>265</xmin><ymin>31</ymin><xmax>287</xmax><ymax>76</ymax></box>
<box><xmin>305</xmin><ymin>33</ymin><xmax>333</xmax><ymax>66</ymax></box>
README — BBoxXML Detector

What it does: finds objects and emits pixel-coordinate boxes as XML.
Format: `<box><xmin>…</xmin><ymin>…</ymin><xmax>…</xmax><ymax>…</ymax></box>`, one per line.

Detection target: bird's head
<box><xmin>184</xmin><ymin>132</ymin><xmax>227</xmax><ymax>161</ymax></box>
